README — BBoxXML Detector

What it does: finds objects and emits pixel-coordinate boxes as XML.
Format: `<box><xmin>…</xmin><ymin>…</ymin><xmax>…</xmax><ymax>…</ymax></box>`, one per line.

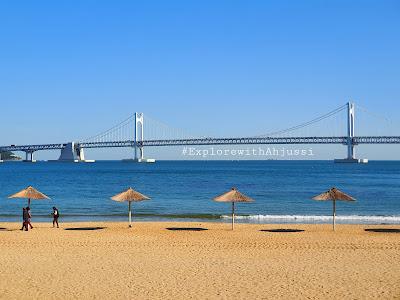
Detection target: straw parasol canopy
<box><xmin>312</xmin><ymin>187</ymin><xmax>356</xmax><ymax>231</ymax></box>
<box><xmin>213</xmin><ymin>187</ymin><xmax>254</xmax><ymax>230</ymax></box>
<box><xmin>8</xmin><ymin>186</ymin><xmax>50</xmax><ymax>207</ymax></box>
<box><xmin>111</xmin><ymin>187</ymin><xmax>150</xmax><ymax>227</ymax></box>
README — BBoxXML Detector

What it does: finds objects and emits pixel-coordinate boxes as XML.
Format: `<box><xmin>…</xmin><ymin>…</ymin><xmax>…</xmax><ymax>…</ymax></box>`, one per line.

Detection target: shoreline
<box><xmin>1</xmin><ymin>214</ymin><xmax>400</xmax><ymax>225</ymax></box>
<box><xmin>0</xmin><ymin>219</ymin><xmax>400</xmax><ymax>230</ymax></box>
<box><xmin>2</xmin><ymin>221</ymin><xmax>400</xmax><ymax>229</ymax></box>
<box><xmin>1</xmin><ymin>222</ymin><xmax>399</xmax><ymax>299</ymax></box>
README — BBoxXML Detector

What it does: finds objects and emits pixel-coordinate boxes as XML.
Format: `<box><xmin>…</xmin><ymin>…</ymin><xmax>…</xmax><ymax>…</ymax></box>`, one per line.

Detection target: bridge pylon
<box><xmin>133</xmin><ymin>113</ymin><xmax>155</xmax><ymax>163</ymax></box>
<box><xmin>334</xmin><ymin>102</ymin><xmax>368</xmax><ymax>164</ymax></box>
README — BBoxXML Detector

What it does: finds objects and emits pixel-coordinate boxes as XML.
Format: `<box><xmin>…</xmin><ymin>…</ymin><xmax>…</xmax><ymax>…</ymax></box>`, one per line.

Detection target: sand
<box><xmin>0</xmin><ymin>222</ymin><xmax>399</xmax><ymax>300</ymax></box>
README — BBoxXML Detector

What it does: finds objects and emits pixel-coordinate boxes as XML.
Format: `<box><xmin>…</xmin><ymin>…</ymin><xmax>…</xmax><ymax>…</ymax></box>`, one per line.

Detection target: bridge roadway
<box><xmin>1</xmin><ymin>136</ymin><xmax>400</xmax><ymax>153</ymax></box>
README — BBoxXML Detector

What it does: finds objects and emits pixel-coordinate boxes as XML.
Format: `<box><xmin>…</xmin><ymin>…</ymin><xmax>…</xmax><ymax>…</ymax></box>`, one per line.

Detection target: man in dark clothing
<box><xmin>52</xmin><ymin>207</ymin><xmax>60</xmax><ymax>228</ymax></box>
<box><xmin>20</xmin><ymin>207</ymin><xmax>28</xmax><ymax>231</ymax></box>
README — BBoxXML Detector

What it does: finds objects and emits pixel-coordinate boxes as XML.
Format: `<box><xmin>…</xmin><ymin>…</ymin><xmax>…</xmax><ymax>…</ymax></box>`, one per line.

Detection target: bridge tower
<box><xmin>134</xmin><ymin>112</ymin><xmax>144</xmax><ymax>161</ymax></box>
<box><xmin>347</xmin><ymin>102</ymin><xmax>356</xmax><ymax>159</ymax></box>
<box><xmin>133</xmin><ymin>113</ymin><xmax>155</xmax><ymax>163</ymax></box>
<box><xmin>335</xmin><ymin>102</ymin><xmax>368</xmax><ymax>163</ymax></box>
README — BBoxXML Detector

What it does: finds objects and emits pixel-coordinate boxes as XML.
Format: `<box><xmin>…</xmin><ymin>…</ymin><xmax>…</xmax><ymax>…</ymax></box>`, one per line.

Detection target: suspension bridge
<box><xmin>0</xmin><ymin>102</ymin><xmax>399</xmax><ymax>163</ymax></box>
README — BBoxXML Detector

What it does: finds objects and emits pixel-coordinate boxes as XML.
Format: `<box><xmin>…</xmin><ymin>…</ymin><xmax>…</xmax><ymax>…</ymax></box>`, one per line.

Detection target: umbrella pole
<box><xmin>232</xmin><ymin>202</ymin><xmax>235</xmax><ymax>230</ymax></box>
<box><xmin>332</xmin><ymin>199</ymin><xmax>336</xmax><ymax>231</ymax></box>
<box><xmin>128</xmin><ymin>201</ymin><xmax>132</xmax><ymax>228</ymax></box>
<box><xmin>28</xmin><ymin>198</ymin><xmax>31</xmax><ymax>207</ymax></box>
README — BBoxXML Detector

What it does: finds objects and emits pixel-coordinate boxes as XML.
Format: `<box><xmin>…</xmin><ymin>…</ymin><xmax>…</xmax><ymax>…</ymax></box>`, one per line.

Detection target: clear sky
<box><xmin>0</xmin><ymin>0</ymin><xmax>399</xmax><ymax>160</ymax></box>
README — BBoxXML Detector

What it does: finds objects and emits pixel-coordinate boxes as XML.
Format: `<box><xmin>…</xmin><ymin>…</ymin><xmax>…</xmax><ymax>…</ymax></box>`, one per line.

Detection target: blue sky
<box><xmin>0</xmin><ymin>0</ymin><xmax>399</xmax><ymax>160</ymax></box>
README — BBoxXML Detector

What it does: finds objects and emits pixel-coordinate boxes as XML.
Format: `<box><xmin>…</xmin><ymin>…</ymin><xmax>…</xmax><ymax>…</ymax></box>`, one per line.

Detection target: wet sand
<box><xmin>0</xmin><ymin>222</ymin><xmax>399</xmax><ymax>299</ymax></box>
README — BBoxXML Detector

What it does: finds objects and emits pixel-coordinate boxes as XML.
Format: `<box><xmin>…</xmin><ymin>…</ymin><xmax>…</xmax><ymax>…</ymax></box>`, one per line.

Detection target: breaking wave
<box><xmin>220</xmin><ymin>214</ymin><xmax>400</xmax><ymax>224</ymax></box>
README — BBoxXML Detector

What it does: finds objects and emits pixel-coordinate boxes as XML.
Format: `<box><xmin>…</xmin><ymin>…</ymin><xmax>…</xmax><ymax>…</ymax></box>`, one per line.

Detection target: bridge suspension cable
<box><xmin>79</xmin><ymin>114</ymin><xmax>135</xmax><ymax>143</ymax></box>
<box><xmin>78</xmin><ymin>103</ymin><xmax>350</xmax><ymax>145</ymax></box>
<box><xmin>144</xmin><ymin>114</ymin><xmax>206</xmax><ymax>140</ymax></box>
<box><xmin>356</xmin><ymin>104</ymin><xmax>396</xmax><ymax>136</ymax></box>
<box><xmin>76</xmin><ymin>101</ymin><xmax>397</xmax><ymax>148</ymax></box>
<box><xmin>357</xmin><ymin>104</ymin><xmax>392</xmax><ymax>123</ymax></box>
<box><xmin>254</xmin><ymin>104</ymin><xmax>348</xmax><ymax>138</ymax></box>
<box><xmin>78</xmin><ymin>112</ymin><xmax>207</xmax><ymax>145</ymax></box>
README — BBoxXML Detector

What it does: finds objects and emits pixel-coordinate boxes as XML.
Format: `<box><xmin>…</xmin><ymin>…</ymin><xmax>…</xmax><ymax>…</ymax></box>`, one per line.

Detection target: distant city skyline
<box><xmin>1</xmin><ymin>1</ymin><xmax>399</xmax><ymax>160</ymax></box>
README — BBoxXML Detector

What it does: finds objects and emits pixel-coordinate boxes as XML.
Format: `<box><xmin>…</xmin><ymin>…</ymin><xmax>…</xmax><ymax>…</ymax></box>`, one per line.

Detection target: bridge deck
<box><xmin>1</xmin><ymin>136</ymin><xmax>399</xmax><ymax>153</ymax></box>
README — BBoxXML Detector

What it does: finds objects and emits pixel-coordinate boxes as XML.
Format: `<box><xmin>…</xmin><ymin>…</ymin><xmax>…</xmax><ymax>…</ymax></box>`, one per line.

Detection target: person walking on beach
<box><xmin>52</xmin><ymin>206</ymin><xmax>60</xmax><ymax>228</ymax></box>
<box><xmin>20</xmin><ymin>207</ymin><xmax>28</xmax><ymax>231</ymax></box>
<box><xmin>26</xmin><ymin>207</ymin><xmax>33</xmax><ymax>229</ymax></box>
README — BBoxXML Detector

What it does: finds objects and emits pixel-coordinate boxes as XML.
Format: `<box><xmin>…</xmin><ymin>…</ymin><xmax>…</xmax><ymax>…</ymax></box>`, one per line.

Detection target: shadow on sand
<box><xmin>260</xmin><ymin>229</ymin><xmax>305</xmax><ymax>233</ymax></box>
<box><xmin>0</xmin><ymin>227</ymin><xmax>18</xmax><ymax>232</ymax></box>
<box><xmin>166</xmin><ymin>227</ymin><xmax>208</xmax><ymax>231</ymax></box>
<box><xmin>365</xmin><ymin>228</ymin><xmax>400</xmax><ymax>233</ymax></box>
<box><xmin>64</xmin><ymin>227</ymin><xmax>106</xmax><ymax>231</ymax></box>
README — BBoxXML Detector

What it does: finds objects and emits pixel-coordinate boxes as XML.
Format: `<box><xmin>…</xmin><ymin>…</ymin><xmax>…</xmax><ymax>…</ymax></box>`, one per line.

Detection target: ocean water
<box><xmin>0</xmin><ymin>160</ymin><xmax>399</xmax><ymax>224</ymax></box>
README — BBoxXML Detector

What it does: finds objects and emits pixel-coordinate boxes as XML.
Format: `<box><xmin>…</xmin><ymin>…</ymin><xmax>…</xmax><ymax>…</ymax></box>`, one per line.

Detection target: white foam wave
<box><xmin>220</xmin><ymin>214</ymin><xmax>400</xmax><ymax>224</ymax></box>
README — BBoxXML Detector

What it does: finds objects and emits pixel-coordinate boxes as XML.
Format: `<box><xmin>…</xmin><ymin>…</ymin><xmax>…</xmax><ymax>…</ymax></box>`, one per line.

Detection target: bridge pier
<box><xmin>334</xmin><ymin>102</ymin><xmax>368</xmax><ymax>164</ymax></box>
<box><xmin>52</xmin><ymin>142</ymin><xmax>95</xmax><ymax>163</ymax></box>
<box><xmin>0</xmin><ymin>152</ymin><xmax>3</xmax><ymax>163</ymax></box>
<box><xmin>23</xmin><ymin>151</ymin><xmax>36</xmax><ymax>163</ymax></box>
<box><xmin>135</xmin><ymin>146</ymin><xmax>144</xmax><ymax>161</ymax></box>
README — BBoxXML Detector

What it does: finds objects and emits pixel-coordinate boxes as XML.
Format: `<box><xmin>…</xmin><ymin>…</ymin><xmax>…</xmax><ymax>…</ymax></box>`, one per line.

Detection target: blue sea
<box><xmin>0</xmin><ymin>161</ymin><xmax>399</xmax><ymax>224</ymax></box>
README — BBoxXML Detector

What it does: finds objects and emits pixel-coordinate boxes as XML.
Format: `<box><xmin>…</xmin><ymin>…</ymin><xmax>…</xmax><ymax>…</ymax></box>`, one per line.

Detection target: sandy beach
<box><xmin>0</xmin><ymin>222</ymin><xmax>399</xmax><ymax>299</ymax></box>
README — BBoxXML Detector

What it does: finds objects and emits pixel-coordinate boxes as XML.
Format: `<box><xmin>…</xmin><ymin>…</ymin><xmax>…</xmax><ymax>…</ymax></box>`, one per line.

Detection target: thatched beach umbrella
<box><xmin>312</xmin><ymin>187</ymin><xmax>355</xmax><ymax>231</ymax></box>
<box><xmin>8</xmin><ymin>186</ymin><xmax>50</xmax><ymax>207</ymax></box>
<box><xmin>111</xmin><ymin>187</ymin><xmax>150</xmax><ymax>228</ymax></box>
<box><xmin>213</xmin><ymin>187</ymin><xmax>254</xmax><ymax>230</ymax></box>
